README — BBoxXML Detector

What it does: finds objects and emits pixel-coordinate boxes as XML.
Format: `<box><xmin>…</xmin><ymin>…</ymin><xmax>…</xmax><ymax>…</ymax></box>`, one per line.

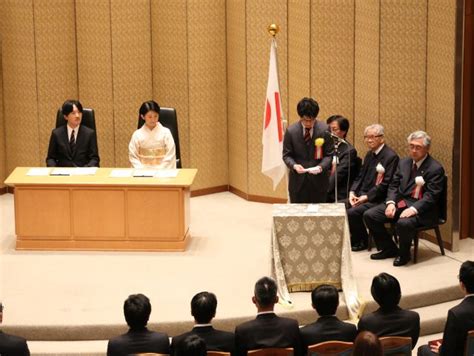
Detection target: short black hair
<box><xmin>62</xmin><ymin>100</ymin><xmax>83</xmax><ymax>116</ymax></box>
<box><xmin>191</xmin><ymin>291</ymin><xmax>217</xmax><ymax>324</ymax></box>
<box><xmin>311</xmin><ymin>285</ymin><xmax>339</xmax><ymax>316</ymax></box>
<box><xmin>371</xmin><ymin>273</ymin><xmax>401</xmax><ymax>309</ymax></box>
<box><xmin>139</xmin><ymin>100</ymin><xmax>161</xmax><ymax>120</ymax></box>
<box><xmin>254</xmin><ymin>276</ymin><xmax>277</xmax><ymax>308</ymax></box>
<box><xmin>297</xmin><ymin>97</ymin><xmax>319</xmax><ymax>119</ymax></box>
<box><xmin>460</xmin><ymin>260</ymin><xmax>474</xmax><ymax>293</ymax></box>
<box><xmin>176</xmin><ymin>334</ymin><xmax>207</xmax><ymax>356</ymax></box>
<box><xmin>123</xmin><ymin>293</ymin><xmax>151</xmax><ymax>329</ymax></box>
<box><xmin>326</xmin><ymin>115</ymin><xmax>350</xmax><ymax>138</ymax></box>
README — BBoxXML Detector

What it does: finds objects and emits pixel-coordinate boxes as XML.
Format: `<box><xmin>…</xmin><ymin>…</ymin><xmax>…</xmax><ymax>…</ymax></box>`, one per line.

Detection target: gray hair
<box><xmin>407</xmin><ymin>130</ymin><xmax>431</xmax><ymax>147</ymax></box>
<box><xmin>364</xmin><ymin>124</ymin><xmax>384</xmax><ymax>136</ymax></box>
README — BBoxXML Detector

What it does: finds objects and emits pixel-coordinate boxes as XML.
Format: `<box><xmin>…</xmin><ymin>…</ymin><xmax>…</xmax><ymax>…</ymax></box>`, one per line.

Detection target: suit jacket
<box><xmin>171</xmin><ymin>326</ymin><xmax>235</xmax><ymax>355</ymax></box>
<box><xmin>327</xmin><ymin>142</ymin><xmax>358</xmax><ymax>202</ymax></box>
<box><xmin>439</xmin><ymin>295</ymin><xmax>474</xmax><ymax>356</ymax></box>
<box><xmin>46</xmin><ymin>125</ymin><xmax>100</xmax><ymax>167</ymax></box>
<box><xmin>283</xmin><ymin>121</ymin><xmax>334</xmax><ymax>198</ymax></box>
<box><xmin>235</xmin><ymin>313</ymin><xmax>302</xmax><ymax>356</ymax></box>
<box><xmin>300</xmin><ymin>315</ymin><xmax>357</xmax><ymax>350</ymax></box>
<box><xmin>107</xmin><ymin>327</ymin><xmax>170</xmax><ymax>356</ymax></box>
<box><xmin>358</xmin><ymin>306</ymin><xmax>420</xmax><ymax>349</ymax></box>
<box><xmin>0</xmin><ymin>330</ymin><xmax>30</xmax><ymax>356</ymax></box>
<box><xmin>386</xmin><ymin>155</ymin><xmax>445</xmax><ymax>224</ymax></box>
<box><xmin>351</xmin><ymin>145</ymin><xmax>399</xmax><ymax>203</ymax></box>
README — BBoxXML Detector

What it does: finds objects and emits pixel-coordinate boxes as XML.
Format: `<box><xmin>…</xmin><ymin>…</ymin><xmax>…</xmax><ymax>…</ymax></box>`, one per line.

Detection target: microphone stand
<box><xmin>333</xmin><ymin>141</ymin><xmax>340</xmax><ymax>204</ymax></box>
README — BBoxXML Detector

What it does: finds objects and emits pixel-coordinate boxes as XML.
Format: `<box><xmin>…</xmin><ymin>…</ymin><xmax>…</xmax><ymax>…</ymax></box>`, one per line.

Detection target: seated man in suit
<box><xmin>235</xmin><ymin>276</ymin><xmax>302</xmax><ymax>356</ymax></box>
<box><xmin>107</xmin><ymin>293</ymin><xmax>170</xmax><ymax>356</ymax></box>
<box><xmin>171</xmin><ymin>291</ymin><xmax>234</xmax><ymax>355</ymax></box>
<box><xmin>300</xmin><ymin>285</ymin><xmax>357</xmax><ymax>351</ymax></box>
<box><xmin>347</xmin><ymin>124</ymin><xmax>399</xmax><ymax>251</ymax></box>
<box><xmin>283</xmin><ymin>97</ymin><xmax>333</xmax><ymax>203</ymax></box>
<box><xmin>358</xmin><ymin>273</ymin><xmax>420</xmax><ymax>349</ymax></box>
<box><xmin>417</xmin><ymin>260</ymin><xmax>474</xmax><ymax>356</ymax></box>
<box><xmin>46</xmin><ymin>99</ymin><xmax>100</xmax><ymax>167</ymax></box>
<box><xmin>0</xmin><ymin>302</ymin><xmax>30</xmax><ymax>356</ymax></box>
<box><xmin>175</xmin><ymin>335</ymin><xmax>207</xmax><ymax>356</ymax></box>
<box><xmin>364</xmin><ymin>130</ymin><xmax>445</xmax><ymax>266</ymax></box>
<box><xmin>326</xmin><ymin>115</ymin><xmax>359</xmax><ymax>203</ymax></box>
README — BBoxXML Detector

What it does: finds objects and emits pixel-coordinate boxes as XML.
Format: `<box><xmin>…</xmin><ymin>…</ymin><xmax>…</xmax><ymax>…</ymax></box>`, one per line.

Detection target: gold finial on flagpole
<box><xmin>267</xmin><ymin>24</ymin><xmax>279</xmax><ymax>37</ymax></box>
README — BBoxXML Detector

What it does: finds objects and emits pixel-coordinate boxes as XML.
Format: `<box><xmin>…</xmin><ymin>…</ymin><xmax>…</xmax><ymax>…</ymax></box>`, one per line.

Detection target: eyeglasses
<box><xmin>364</xmin><ymin>135</ymin><xmax>383</xmax><ymax>140</ymax></box>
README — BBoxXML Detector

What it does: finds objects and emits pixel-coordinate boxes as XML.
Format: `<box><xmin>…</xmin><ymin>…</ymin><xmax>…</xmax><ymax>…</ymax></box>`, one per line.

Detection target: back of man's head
<box><xmin>123</xmin><ymin>293</ymin><xmax>151</xmax><ymax>329</ymax></box>
<box><xmin>176</xmin><ymin>334</ymin><xmax>207</xmax><ymax>356</ymax></box>
<box><xmin>254</xmin><ymin>277</ymin><xmax>278</xmax><ymax>308</ymax></box>
<box><xmin>371</xmin><ymin>273</ymin><xmax>401</xmax><ymax>309</ymax></box>
<box><xmin>459</xmin><ymin>260</ymin><xmax>474</xmax><ymax>294</ymax></box>
<box><xmin>191</xmin><ymin>291</ymin><xmax>217</xmax><ymax>324</ymax></box>
<box><xmin>311</xmin><ymin>285</ymin><xmax>339</xmax><ymax>316</ymax></box>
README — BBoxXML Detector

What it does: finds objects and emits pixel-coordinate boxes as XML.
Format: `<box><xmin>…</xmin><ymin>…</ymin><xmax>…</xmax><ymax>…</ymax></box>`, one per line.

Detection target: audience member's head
<box><xmin>123</xmin><ymin>294</ymin><xmax>151</xmax><ymax>329</ymax></box>
<box><xmin>371</xmin><ymin>273</ymin><xmax>401</xmax><ymax>310</ymax></box>
<box><xmin>0</xmin><ymin>302</ymin><xmax>3</xmax><ymax>323</ymax></box>
<box><xmin>363</xmin><ymin>124</ymin><xmax>385</xmax><ymax>151</ymax></box>
<box><xmin>176</xmin><ymin>334</ymin><xmax>207</xmax><ymax>356</ymax></box>
<box><xmin>191</xmin><ymin>291</ymin><xmax>217</xmax><ymax>324</ymax></box>
<box><xmin>353</xmin><ymin>331</ymin><xmax>383</xmax><ymax>356</ymax></box>
<box><xmin>407</xmin><ymin>130</ymin><xmax>431</xmax><ymax>162</ymax></box>
<box><xmin>326</xmin><ymin>115</ymin><xmax>350</xmax><ymax>139</ymax></box>
<box><xmin>252</xmin><ymin>276</ymin><xmax>278</xmax><ymax>310</ymax></box>
<box><xmin>138</xmin><ymin>100</ymin><xmax>161</xmax><ymax>130</ymax></box>
<box><xmin>459</xmin><ymin>260</ymin><xmax>474</xmax><ymax>294</ymax></box>
<box><xmin>311</xmin><ymin>284</ymin><xmax>339</xmax><ymax>317</ymax></box>
<box><xmin>297</xmin><ymin>97</ymin><xmax>320</xmax><ymax>120</ymax></box>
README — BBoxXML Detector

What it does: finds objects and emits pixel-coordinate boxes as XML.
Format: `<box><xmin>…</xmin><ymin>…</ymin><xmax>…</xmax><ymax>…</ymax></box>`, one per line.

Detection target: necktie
<box><xmin>304</xmin><ymin>128</ymin><xmax>311</xmax><ymax>145</ymax></box>
<box><xmin>70</xmin><ymin>129</ymin><xmax>76</xmax><ymax>152</ymax></box>
<box><xmin>410</xmin><ymin>162</ymin><xmax>417</xmax><ymax>180</ymax></box>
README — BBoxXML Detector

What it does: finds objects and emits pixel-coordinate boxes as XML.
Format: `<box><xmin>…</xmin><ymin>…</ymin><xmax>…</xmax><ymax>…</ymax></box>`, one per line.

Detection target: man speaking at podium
<box><xmin>46</xmin><ymin>100</ymin><xmax>100</xmax><ymax>167</ymax></box>
<box><xmin>283</xmin><ymin>97</ymin><xmax>333</xmax><ymax>203</ymax></box>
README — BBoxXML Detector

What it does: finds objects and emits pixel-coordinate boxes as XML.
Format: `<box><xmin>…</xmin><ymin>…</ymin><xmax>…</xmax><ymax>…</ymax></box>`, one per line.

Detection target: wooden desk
<box><xmin>4</xmin><ymin>167</ymin><xmax>197</xmax><ymax>251</ymax></box>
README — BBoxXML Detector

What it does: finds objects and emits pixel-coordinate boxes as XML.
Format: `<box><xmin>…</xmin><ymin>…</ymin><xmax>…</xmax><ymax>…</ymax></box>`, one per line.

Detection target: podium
<box><xmin>4</xmin><ymin>167</ymin><xmax>197</xmax><ymax>251</ymax></box>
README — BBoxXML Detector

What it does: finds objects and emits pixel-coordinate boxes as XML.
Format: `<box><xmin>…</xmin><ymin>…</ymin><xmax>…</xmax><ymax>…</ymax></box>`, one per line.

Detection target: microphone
<box><xmin>328</xmin><ymin>131</ymin><xmax>348</xmax><ymax>145</ymax></box>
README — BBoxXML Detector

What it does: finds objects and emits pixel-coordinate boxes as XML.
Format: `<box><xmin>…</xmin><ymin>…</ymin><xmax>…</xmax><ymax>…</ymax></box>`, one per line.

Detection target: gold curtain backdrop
<box><xmin>0</xmin><ymin>0</ymin><xmax>458</xmax><ymax>244</ymax></box>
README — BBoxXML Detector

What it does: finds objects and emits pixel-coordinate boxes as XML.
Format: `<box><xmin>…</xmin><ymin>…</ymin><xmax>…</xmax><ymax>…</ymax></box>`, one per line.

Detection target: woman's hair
<box><xmin>138</xmin><ymin>100</ymin><xmax>160</xmax><ymax>121</ymax></box>
<box><xmin>353</xmin><ymin>331</ymin><xmax>383</xmax><ymax>356</ymax></box>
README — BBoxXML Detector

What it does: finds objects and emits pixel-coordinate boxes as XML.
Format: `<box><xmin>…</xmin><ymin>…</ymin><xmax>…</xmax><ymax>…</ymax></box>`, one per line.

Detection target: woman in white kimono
<box><xmin>129</xmin><ymin>100</ymin><xmax>176</xmax><ymax>169</ymax></box>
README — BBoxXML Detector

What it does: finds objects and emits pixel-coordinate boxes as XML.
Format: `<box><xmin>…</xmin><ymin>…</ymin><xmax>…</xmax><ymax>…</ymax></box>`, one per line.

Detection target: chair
<box><xmin>247</xmin><ymin>347</ymin><xmax>294</xmax><ymax>356</ymax></box>
<box><xmin>56</xmin><ymin>107</ymin><xmax>97</xmax><ymax>132</ymax></box>
<box><xmin>307</xmin><ymin>340</ymin><xmax>353</xmax><ymax>356</ymax></box>
<box><xmin>466</xmin><ymin>330</ymin><xmax>474</xmax><ymax>356</ymax></box>
<box><xmin>379</xmin><ymin>336</ymin><xmax>411</xmax><ymax>356</ymax></box>
<box><xmin>207</xmin><ymin>352</ymin><xmax>231</xmax><ymax>356</ymax></box>
<box><xmin>137</xmin><ymin>106</ymin><xmax>182</xmax><ymax>168</ymax></box>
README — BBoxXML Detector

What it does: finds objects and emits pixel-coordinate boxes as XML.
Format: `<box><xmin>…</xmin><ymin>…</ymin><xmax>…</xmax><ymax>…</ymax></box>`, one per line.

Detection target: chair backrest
<box><xmin>207</xmin><ymin>352</ymin><xmax>231</xmax><ymax>356</ymax></box>
<box><xmin>247</xmin><ymin>347</ymin><xmax>294</xmax><ymax>356</ymax></box>
<box><xmin>133</xmin><ymin>354</ymin><xmax>169</xmax><ymax>356</ymax></box>
<box><xmin>438</xmin><ymin>175</ymin><xmax>448</xmax><ymax>223</ymax></box>
<box><xmin>56</xmin><ymin>108</ymin><xmax>97</xmax><ymax>132</ymax></box>
<box><xmin>137</xmin><ymin>106</ymin><xmax>182</xmax><ymax>168</ymax></box>
<box><xmin>466</xmin><ymin>330</ymin><xmax>474</xmax><ymax>356</ymax></box>
<box><xmin>379</xmin><ymin>336</ymin><xmax>411</xmax><ymax>356</ymax></box>
<box><xmin>307</xmin><ymin>341</ymin><xmax>353</xmax><ymax>356</ymax></box>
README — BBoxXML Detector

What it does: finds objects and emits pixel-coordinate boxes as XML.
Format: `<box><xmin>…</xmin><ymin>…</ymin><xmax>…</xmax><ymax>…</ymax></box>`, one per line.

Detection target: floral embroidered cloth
<box><xmin>271</xmin><ymin>203</ymin><xmax>361</xmax><ymax>320</ymax></box>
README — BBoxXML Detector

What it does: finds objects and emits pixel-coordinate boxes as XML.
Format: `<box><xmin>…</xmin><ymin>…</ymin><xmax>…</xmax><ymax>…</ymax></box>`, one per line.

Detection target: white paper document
<box><xmin>303</xmin><ymin>166</ymin><xmax>319</xmax><ymax>173</ymax></box>
<box><xmin>27</xmin><ymin>168</ymin><xmax>50</xmax><ymax>176</ymax></box>
<box><xmin>71</xmin><ymin>167</ymin><xmax>98</xmax><ymax>176</ymax></box>
<box><xmin>50</xmin><ymin>168</ymin><xmax>72</xmax><ymax>176</ymax></box>
<box><xmin>109</xmin><ymin>169</ymin><xmax>133</xmax><ymax>178</ymax></box>
<box><xmin>154</xmin><ymin>169</ymin><xmax>179</xmax><ymax>178</ymax></box>
<box><xmin>133</xmin><ymin>169</ymin><xmax>157</xmax><ymax>177</ymax></box>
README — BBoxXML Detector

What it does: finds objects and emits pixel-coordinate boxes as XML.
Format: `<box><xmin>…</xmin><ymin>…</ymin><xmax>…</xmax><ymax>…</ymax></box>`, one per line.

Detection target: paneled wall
<box><xmin>0</xmin><ymin>0</ymin><xmax>460</xmax><ymax>244</ymax></box>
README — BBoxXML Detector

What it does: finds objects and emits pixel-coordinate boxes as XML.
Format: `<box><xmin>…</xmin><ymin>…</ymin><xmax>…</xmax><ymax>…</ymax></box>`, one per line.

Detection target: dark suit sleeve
<box><xmin>234</xmin><ymin>326</ymin><xmax>246</xmax><ymax>356</ymax></box>
<box><xmin>46</xmin><ymin>130</ymin><xmax>58</xmax><ymax>167</ymax></box>
<box><xmin>350</xmin><ymin>151</ymin><xmax>369</xmax><ymax>193</ymax></box>
<box><xmin>85</xmin><ymin>130</ymin><xmax>100</xmax><ymax>167</ymax></box>
<box><xmin>386</xmin><ymin>161</ymin><xmax>404</xmax><ymax>203</ymax></box>
<box><xmin>439</xmin><ymin>309</ymin><xmax>459</xmax><ymax>356</ymax></box>
<box><xmin>367</xmin><ymin>151</ymin><xmax>399</xmax><ymax>202</ymax></box>
<box><xmin>315</xmin><ymin>126</ymin><xmax>333</xmax><ymax>172</ymax></box>
<box><xmin>411</xmin><ymin>312</ymin><xmax>420</xmax><ymax>349</ymax></box>
<box><xmin>412</xmin><ymin>165</ymin><xmax>444</xmax><ymax>215</ymax></box>
<box><xmin>282</xmin><ymin>127</ymin><xmax>297</xmax><ymax>170</ymax></box>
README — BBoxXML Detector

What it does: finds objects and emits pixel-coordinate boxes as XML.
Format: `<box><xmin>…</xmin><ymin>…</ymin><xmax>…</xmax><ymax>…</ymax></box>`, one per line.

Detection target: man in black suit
<box><xmin>235</xmin><ymin>276</ymin><xmax>302</xmax><ymax>356</ymax></box>
<box><xmin>358</xmin><ymin>273</ymin><xmax>420</xmax><ymax>349</ymax></box>
<box><xmin>0</xmin><ymin>303</ymin><xmax>30</xmax><ymax>356</ymax></box>
<box><xmin>283</xmin><ymin>97</ymin><xmax>333</xmax><ymax>203</ymax></box>
<box><xmin>364</xmin><ymin>130</ymin><xmax>445</xmax><ymax>266</ymax></box>
<box><xmin>300</xmin><ymin>285</ymin><xmax>357</xmax><ymax>352</ymax></box>
<box><xmin>417</xmin><ymin>260</ymin><xmax>474</xmax><ymax>356</ymax></box>
<box><xmin>326</xmin><ymin>115</ymin><xmax>359</xmax><ymax>203</ymax></box>
<box><xmin>107</xmin><ymin>293</ymin><xmax>170</xmax><ymax>356</ymax></box>
<box><xmin>46</xmin><ymin>99</ymin><xmax>100</xmax><ymax>167</ymax></box>
<box><xmin>171</xmin><ymin>291</ymin><xmax>234</xmax><ymax>355</ymax></box>
<box><xmin>347</xmin><ymin>124</ymin><xmax>399</xmax><ymax>251</ymax></box>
